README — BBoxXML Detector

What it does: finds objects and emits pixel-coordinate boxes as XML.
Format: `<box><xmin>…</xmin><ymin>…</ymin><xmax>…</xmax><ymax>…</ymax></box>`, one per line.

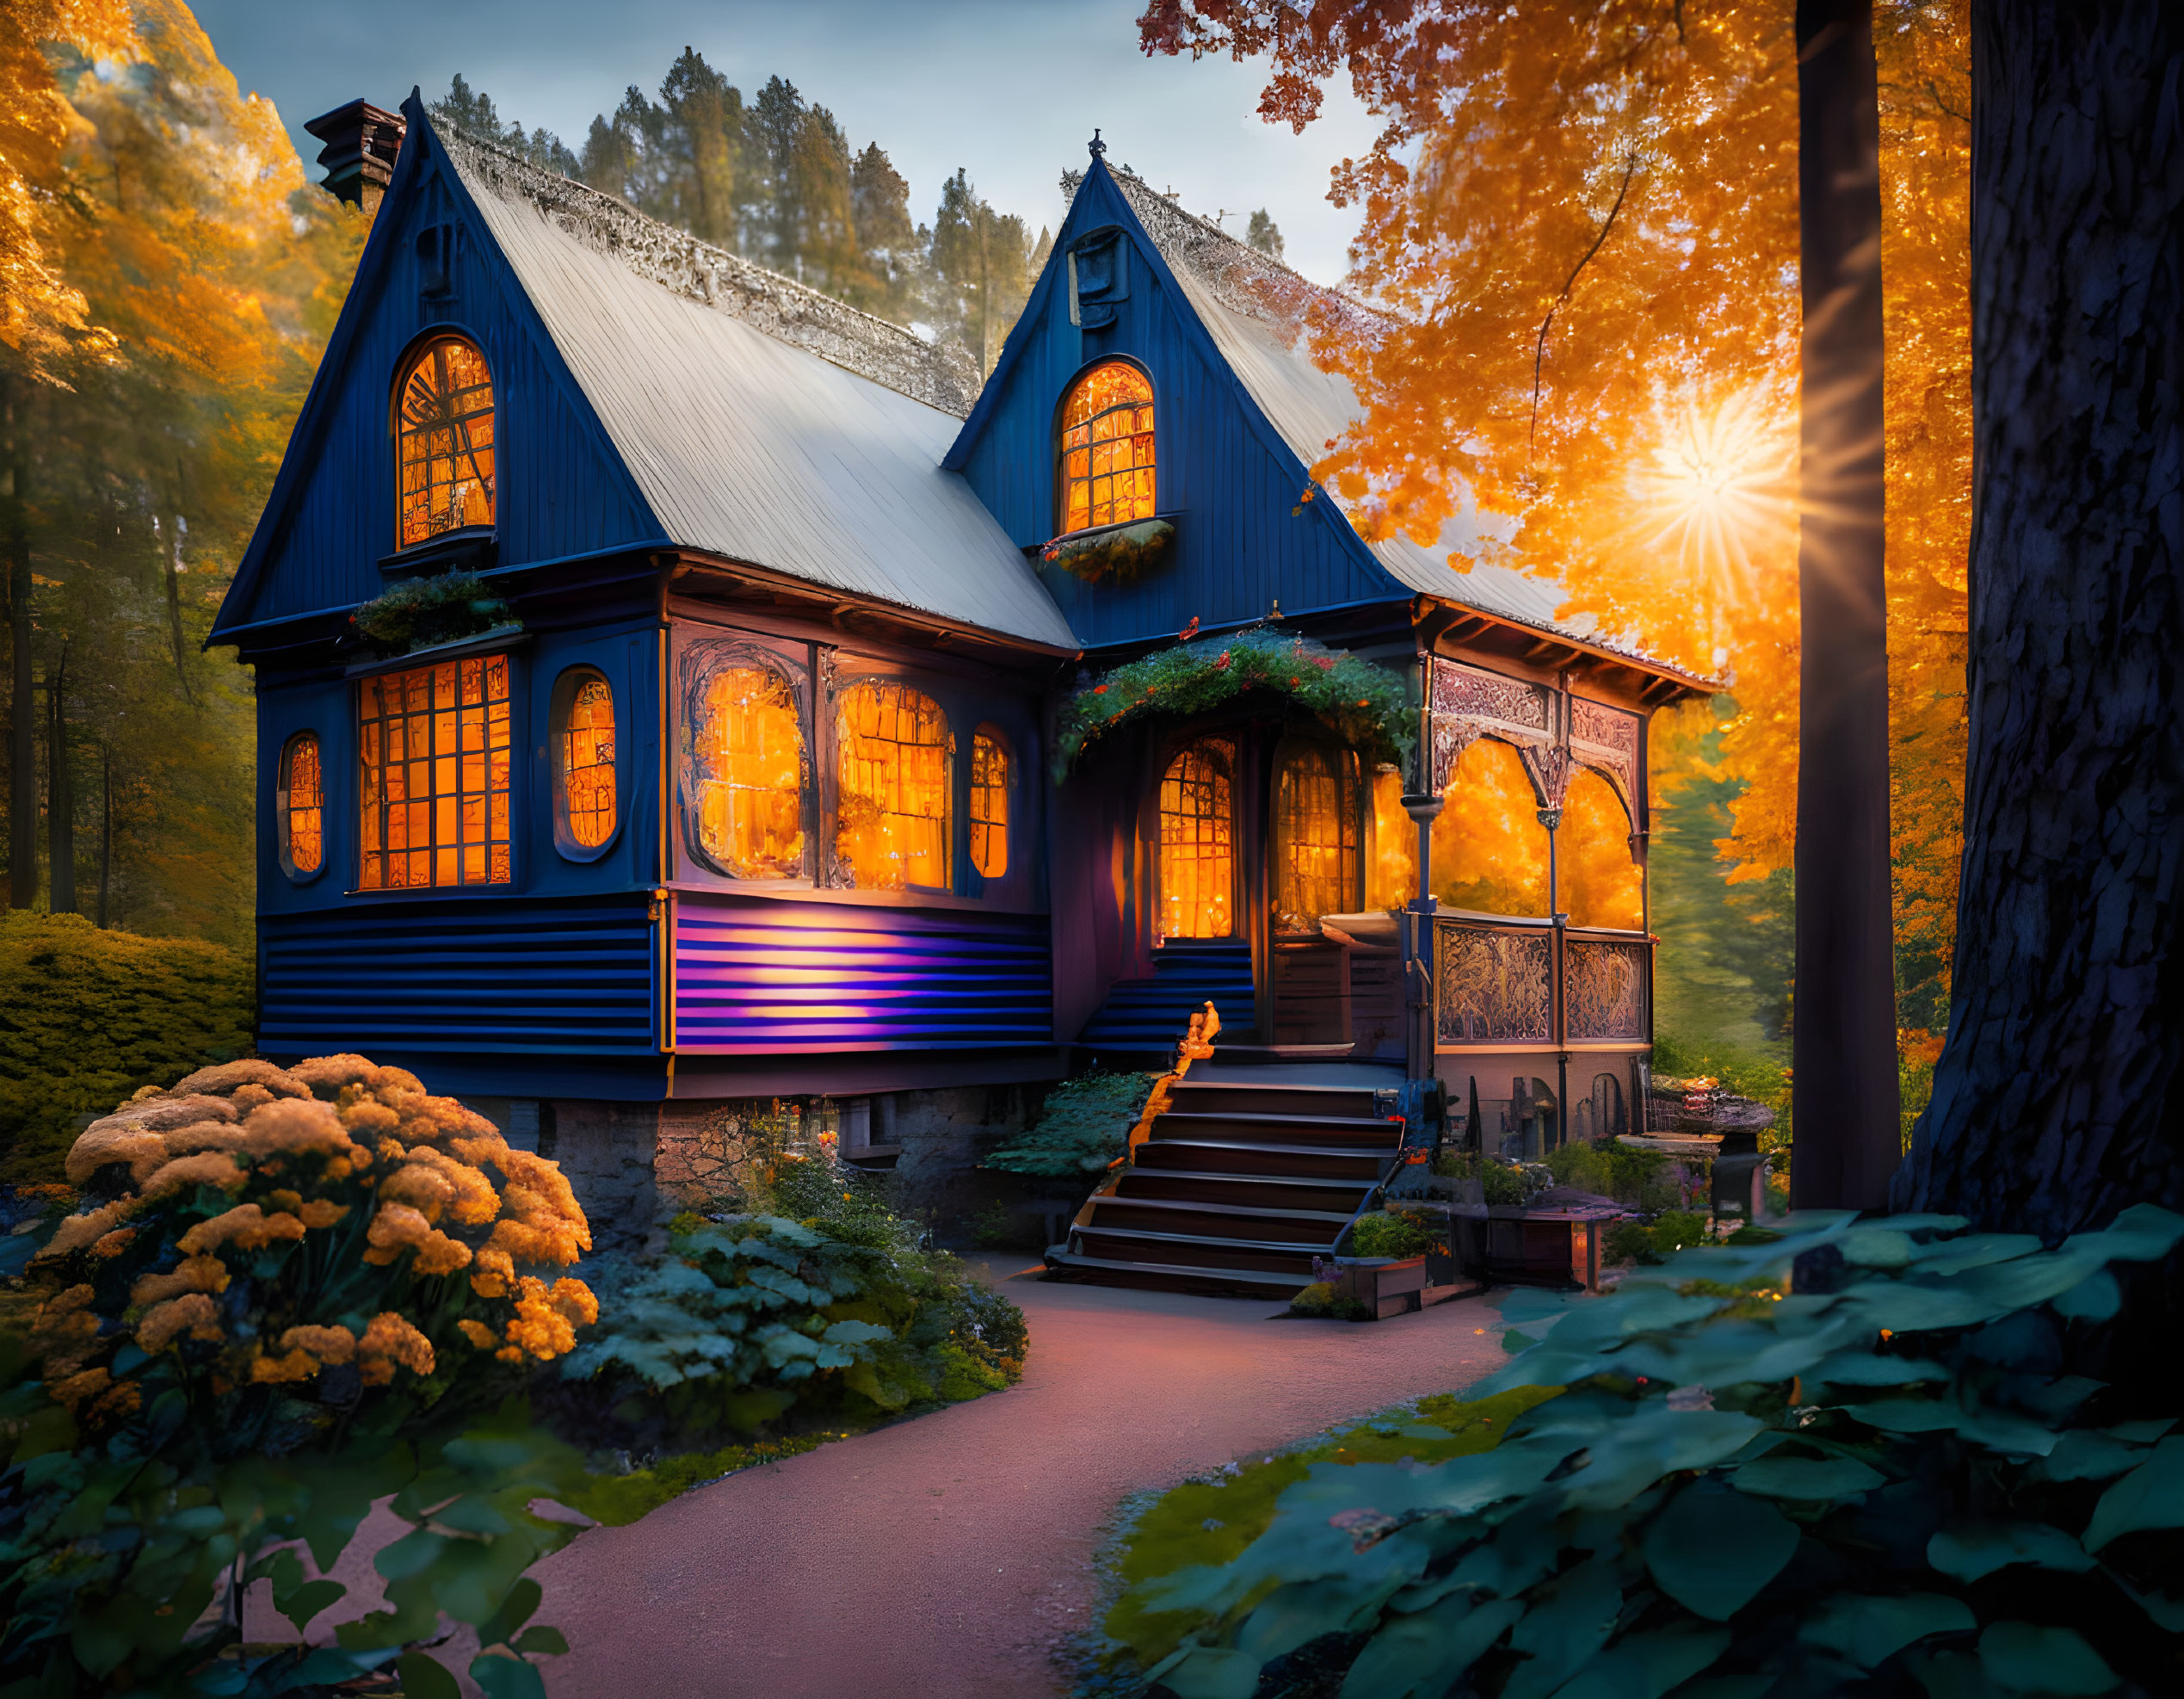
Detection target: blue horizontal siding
<box><xmin>261</xmin><ymin>897</ymin><xmax>657</xmax><ymax>1056</ymax></box>
<box><xmin>675</xmin><ymin>896</ymin><xmax>1052</xmax><ymax>1053</ymax></box>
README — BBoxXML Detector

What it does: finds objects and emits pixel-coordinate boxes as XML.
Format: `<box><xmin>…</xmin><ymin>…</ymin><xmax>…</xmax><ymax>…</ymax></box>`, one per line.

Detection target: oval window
<box><xmin>970</xmin><ymin>729</ymin><xmax>1009</xmax><ymax>880</ymax></box>
<box><xmin>278</xmin><ymin>732</ymin><xmax>324</xmax><ymax>879</ymax></box>
<box><xmin>554</xmin><ymin>668</ymin><xmax>618</xmax><ymax>856</ymax></box>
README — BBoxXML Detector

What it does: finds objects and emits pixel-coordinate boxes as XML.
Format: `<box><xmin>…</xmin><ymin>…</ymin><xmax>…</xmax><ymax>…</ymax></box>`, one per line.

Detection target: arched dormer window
<box><xmin>1059</xmin><ymin>361</ymin><xmax>1155</xmax><ymax>534</ymax></box>
<box><xmin>395</xmin><ymin>336</ymin><xmax>497</xmax><ymax>547</ymax></box>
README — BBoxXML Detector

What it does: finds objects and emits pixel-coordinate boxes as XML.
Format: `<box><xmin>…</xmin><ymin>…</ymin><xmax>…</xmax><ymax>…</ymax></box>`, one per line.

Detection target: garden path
<box><xmin>531</xmin><ymin>1263</ymin><xmax>1510</xmax><ymax>1698</ymax></box>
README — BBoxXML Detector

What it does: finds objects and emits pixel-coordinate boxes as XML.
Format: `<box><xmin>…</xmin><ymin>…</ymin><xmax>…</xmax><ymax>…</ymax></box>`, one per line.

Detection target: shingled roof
<box><xmin>439</xmin><ymin>120</ymin><xmax>1078</xmax><ymax>649</ymax></box>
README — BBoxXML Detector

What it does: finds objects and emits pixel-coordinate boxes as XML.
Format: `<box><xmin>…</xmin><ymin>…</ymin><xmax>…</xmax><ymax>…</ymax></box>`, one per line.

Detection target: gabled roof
<box><xmin>1094</xmin><ymin>170</ymin><xmax>1599</xmax><ymax>642</ymax></box>
<box><xmin>436</xmin><ymin>117</ymin><xmax>1077</xmax><ymax>649</ymax></box>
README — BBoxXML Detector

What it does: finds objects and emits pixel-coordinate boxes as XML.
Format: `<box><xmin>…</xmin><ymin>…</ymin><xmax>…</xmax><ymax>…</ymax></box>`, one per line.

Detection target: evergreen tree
<box><xmin>1244</xmin><ymin>207</ymin><xmax>1285</xmax><ymax>260</ymax></box>
<box><xmin>429</xmin><ymin>73</ymin><xmax>577</xmax><ymax>175</ymax></box>
<box><xmin>849</xmin><ymin>142</ymin><xmax>919</xmax><ymax>319</ymax></box>
<box><xmin>929</xmin><ymin>169</ymin><xmax>1034</xmax><ymax>378</ymax></box>
<box><xmin>658</xmin><ymin>47</ymin><xmax>743</xmax><ymax>248</ymax></box>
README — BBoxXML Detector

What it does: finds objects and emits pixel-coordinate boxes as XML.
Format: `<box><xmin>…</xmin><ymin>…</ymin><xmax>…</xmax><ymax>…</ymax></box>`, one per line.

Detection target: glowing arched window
<box><xmin>279</xmin><ymin>732</ymin><xmax>324</xmax><ymax>878</ymax></box>
<box><xmin>396</xmin><ymin>336</ymin><xmax>497</xmax><ymax>547</ymax></box>
<box><xmin>556</xmin><ymin>670</ymin><xmax>617</xmax><ymax>853</ymax></box>
<box><xmin>1432</xmin><ymin>738</ymin><xmax>1550</xmax><ymax>917</ymax></box>
<box><xmin>836</xmin><ymin>683</ymin><xmax>953</xmax><ymax>890</ymax></box>
<box><xmin>1275</xmin><ymin>744</ymin><xmax>1358</xmax><ymax>933</ymax></box>
<box><xmin>1059</xmin><ymin>361</ymin><xmax>1156</xmax><ymax>534</ymax></box>
<box><xmin>970</xmin><ymin>730</ymin><xmax>1009</xmax><ymax>880</ymax></box>
<box><xmin>694</xmin><ymin>665</ymin><xmax>805</xmax><ymax>880</ymax></box>
<box><xmin>1158</xmin><ymin>738</ymin><xmax>1234</xmax><ymax>939</ymax></box>
<box><xmin>1562</xmin><ymin>768</ymin><xmax>1644</xmax><ymax>930</ymax></box>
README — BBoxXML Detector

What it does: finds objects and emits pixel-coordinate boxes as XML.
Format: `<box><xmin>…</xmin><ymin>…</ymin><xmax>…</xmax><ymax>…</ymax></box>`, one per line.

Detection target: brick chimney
<box><xmin>303</xmin><ymin>99</ymin><xmax>405</xmax><ymax>213</ymax></box>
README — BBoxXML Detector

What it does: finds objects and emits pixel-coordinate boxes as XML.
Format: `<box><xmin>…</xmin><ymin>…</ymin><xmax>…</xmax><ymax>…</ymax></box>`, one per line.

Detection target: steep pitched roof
<box><xmin>435</xmin><ymin>114</ymin><xmax>1078</xmax><ymax>649</ymax></box>
<box><xmin>1094</xmin><ymin>170</ymin><xmax>1674</xmax><ymax>663</ymax></box>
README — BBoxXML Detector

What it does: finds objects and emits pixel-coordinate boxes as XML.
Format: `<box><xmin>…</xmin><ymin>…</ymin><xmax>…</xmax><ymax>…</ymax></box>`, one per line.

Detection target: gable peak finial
<box><xmin>1089</xmin><ymin>128</ymin><xmax>1107</xmax><ymax>161</ymax></box>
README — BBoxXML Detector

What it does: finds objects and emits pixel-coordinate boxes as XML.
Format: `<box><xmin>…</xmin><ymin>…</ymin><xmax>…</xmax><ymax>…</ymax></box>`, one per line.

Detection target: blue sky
<box><xmin>191</xmin><ymin>0</ymin><xmax>1381</xmax><ymax>285</ymax></box>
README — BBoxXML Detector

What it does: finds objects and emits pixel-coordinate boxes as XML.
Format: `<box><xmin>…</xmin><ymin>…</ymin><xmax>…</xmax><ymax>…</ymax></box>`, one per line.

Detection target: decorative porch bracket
<box><xmin>1428</xmin><ymin>657</ymin><xmax>1644</xmax><ymax>825</ymax></box>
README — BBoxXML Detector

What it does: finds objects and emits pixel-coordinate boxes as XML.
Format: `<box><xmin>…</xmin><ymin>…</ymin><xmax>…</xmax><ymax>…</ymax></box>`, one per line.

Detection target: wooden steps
<box><xmin>1044</xmin><ymin>1060</ymin><xmax>1406</xmax><ymax>1299</ymax></box>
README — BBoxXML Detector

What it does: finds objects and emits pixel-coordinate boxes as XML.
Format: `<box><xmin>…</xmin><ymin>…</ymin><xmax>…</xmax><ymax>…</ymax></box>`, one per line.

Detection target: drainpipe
<box><xmin>1399</xmin><ymin>652</ymin><xmax>1442</xmax><ymax>1084</ymax></box>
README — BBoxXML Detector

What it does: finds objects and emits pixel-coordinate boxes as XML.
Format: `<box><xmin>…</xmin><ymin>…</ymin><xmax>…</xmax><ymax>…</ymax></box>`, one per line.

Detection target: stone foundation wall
<box><xmin>539</xmin><ymin>1100</ymin><xmax>663</xmax><ymax>1257</ymax></box>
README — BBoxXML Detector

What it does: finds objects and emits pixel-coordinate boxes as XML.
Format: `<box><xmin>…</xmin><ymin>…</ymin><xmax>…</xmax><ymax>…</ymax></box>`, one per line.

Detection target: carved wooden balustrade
<box><xmin>1432</xmin><ymin>913</ymin><xmax>1651</xmax><ymax>1052</ymax></box>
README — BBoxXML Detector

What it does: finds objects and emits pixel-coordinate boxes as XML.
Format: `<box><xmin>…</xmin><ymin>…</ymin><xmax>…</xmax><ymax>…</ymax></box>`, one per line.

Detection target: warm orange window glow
<box><xmin>1275</xmin><ymin>745</ymin><xmax>1358</xmax><ymax>933</ymax></box>
<box><xmin>1432</xmin><ymin>737</ymin><xmax>1550</xmax><ymax>917</ymax></box>
<box><xmin>360</xmin><ymin>654</ymin><xmax>511</xmax><ymax>889</ymax></box>
<box><xmin>282</xmin><ymin>734</ymin><xmax>324</xmax><ymax>875</ymax></box>
<box><xmin>1158</xmin><ymin>738</ymin><xmax>1234</xmax><ymax>939</ymax></box>
<box><xmin>1366</xmin><ymin>767</ymin><xmax>1418</xmax><ymax>910</ymax></box>
<box><xmin>1562</xmin><ymin>768</ymin><xmax>1644</xmax><ymax>930</ymax></box>
<box><xmin>836</xmin><ymin>683</ymin><xmax>953</xmax><ymax>890</ymax></box>
<box><xmin>1060</xmin><ymin>361</ymin><xmax>1156</xmax><ymax>534</ymax></box>
<box><xmin>561</xmin><ymin>674</ymin><xmax>616</xmax><ymax>850</ymax></box>
<box><xmin>396</xmin><ymin>337</ymin><xmax>497</xmax><ymax>547</ymax></box>
<box><xmin>970</xmin><ymin>731</ymin><xmax>1009</xmax><ymax>879</ymax></box>
<box><xmin>696</xmin><ymin>666</ymin><xmax>805</xmax><ymax>880</ymax></box>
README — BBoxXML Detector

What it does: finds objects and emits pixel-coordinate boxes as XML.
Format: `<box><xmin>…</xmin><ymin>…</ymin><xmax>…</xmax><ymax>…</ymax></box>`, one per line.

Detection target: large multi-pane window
<box><xmin>1157</xmin><ymin>738</ymin><xmax>1234</xmax><ymax>939</ymax></box>
<box><xmin>1275</xmin><ymin>744</ymin><xmax>1358</xmax><ymax>933</ymax></box>
<box><xmin>693</xmin><ymin>662</ymin><xmax>806</xmax><ymax>880</ymax></box>
<box><xmin>970</xmin><ymin>730</ymin><xmax>1009</xmax><ymax>880</ymax></box>
<box><xmin>1058</xmin><ymin>361</ymin><xmax>1156</xmax><ymax>534</ymax></box>
<box><xmin>395</xmin><ymin>337</ymin><xmax>497</xmax><ymax>547</ymax></box>
<box><xmin>279</xmin><ymin>732</ymin><xmax>324</xmax><ymax>878</ymax></box>
<box><xmin>557</xmin><ymin>670</ymin><xmax>617</xmax><ymax>852</ymax></box>
<box><xmin>358</xmin><ymin>654</ymin><xmax>511</xmax><ymax>889</ymax></box>
<box><xmin>836</xmin><ymin>683</ymin><xmax>953</xmax><ymax>890</ymax></box>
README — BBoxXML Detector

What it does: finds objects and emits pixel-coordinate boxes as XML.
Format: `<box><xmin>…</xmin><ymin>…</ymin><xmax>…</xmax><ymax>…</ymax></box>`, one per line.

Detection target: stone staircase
<box><xmin>1075</xmin><ymin>942</ymin><xmax>1255</xmax><ymax>1058</ymax></box>
<box><xmin>1044</xmin><ymin>1050</ymin><xmax>1408</xmax><ymax>1299</ymax></box>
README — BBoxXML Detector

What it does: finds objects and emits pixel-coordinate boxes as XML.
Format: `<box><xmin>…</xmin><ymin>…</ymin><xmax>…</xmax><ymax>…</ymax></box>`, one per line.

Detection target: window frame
<box><xmin>353</xmin><ymin>649</ymin><xmax>517</xmax><ymax>893</ymax></box>
<box><xmin>679</xmin><ymin>636</ymin><xmax>815</xmax><ymax>885</ymax></box>
<box><xmin>1272</xmin><ymin>738</ymin><xmax>1361</xmax><ymax>936</ymax></box>
<box><xmin>1054</xmin><ymin>356</ymin><xmax>1157</xmax><ymax>537</ymax></box>
<box><xmin>391</xmin><ymin>331</ymin><xmax>498</xmax><ymax>553</ymax></box>
<box><xmin>1156</xmin><ymin>735</ymin><xmax>1238</xmax><ymax>941</ymax></box>
<box><xmin>967</xmin><ymin>725</ymin><xmax>1012</xmax><ymax>885</ymax></box>
<box><xmin>550</xmin><ymin>664</ymin><xmax>621</xmax><ymax>862</ymax></box>
<box><xmin>831</xmin><ymin>678</ymin><xmax>957</xmax><ymax>895</ymax></box>
<box><xmin>275</xmin><ymin>730</ymin><xmax>328</xmax><ymax>884</ymax></box>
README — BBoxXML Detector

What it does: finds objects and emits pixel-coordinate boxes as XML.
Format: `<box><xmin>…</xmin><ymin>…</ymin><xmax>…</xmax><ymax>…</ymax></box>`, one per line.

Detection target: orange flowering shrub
<box><xmin>25</xmin><ymin>1053</ymin><xmax>598</xmax><ymax>1439</ymax></box>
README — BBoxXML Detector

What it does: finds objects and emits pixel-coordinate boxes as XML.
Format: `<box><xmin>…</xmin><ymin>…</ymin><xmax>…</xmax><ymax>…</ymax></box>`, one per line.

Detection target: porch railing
<box><xmin>1431</xmin><ymin>913</ymin><xmax>1651</xmax><ymax>1051</ymax></box>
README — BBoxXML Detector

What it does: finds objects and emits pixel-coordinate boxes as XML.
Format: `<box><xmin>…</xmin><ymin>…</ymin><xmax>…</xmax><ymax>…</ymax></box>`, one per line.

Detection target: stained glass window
<box><xmin>1561</xmin><ymin>768</ymin><xmax>1644</xmax><ymax>930</ymax></box>
<box><xmin>970</xmin><ymin>730</ymin><xmax>1009</xmax><ymax>880</ymax></box>
<box><xmin>1059</xmin><ymin>361</ymin><xmax>1156</xmax><ymax>534</ymax></box>
<box><xmin>836</xmin><ymin>683</ymin><xmax>953</xmax><ymax>890</ymax></box>
<box><xmin>359</xmin><ymin>653</ymin><xmax>511</xmax><ymax>888</ymax></box>
<box><xmin>281</xmin><ymin>733</ymin><xmax>324</xmax><ymax>877</ymax></box>
<box><xmin>1275</xmin><ymin>745</ymin><xmax>1358</xmax><ymax>933</ymax></box>
<box><xmin>396</xmin><ymin>337</ymin><xmax>497</xmax><ymax>547</ymax></box>
<box><xmin>694</xmin><ymin>665</ymin><xmax>805</xmax><ymax>880</ymax></box>
<box><xmin>1432</xmin><ymin>737</ymin><xmax>1550</xmax><ymax>917</ymax></box>
<box><xmin>559</xmin><ymin>671</ymin><xmax>617</xmax><ymax>850</ymax></box>
<box><xmin>1158</xmin><ymin>738</ymin><xmax>1233</xmax><ymax>939</ymax></box>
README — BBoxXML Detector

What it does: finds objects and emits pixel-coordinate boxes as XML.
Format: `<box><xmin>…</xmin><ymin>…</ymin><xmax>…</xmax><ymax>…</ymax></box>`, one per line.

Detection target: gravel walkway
<box><xmin>530</xmin><ymin>1261</ymin><xmax>1510</xmax><ymax>1699</ymax></box>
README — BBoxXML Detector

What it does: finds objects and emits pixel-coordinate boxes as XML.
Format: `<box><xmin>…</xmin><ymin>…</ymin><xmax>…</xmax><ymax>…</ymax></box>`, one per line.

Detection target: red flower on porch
<box><xmin>1213</xmin><ymin>651</ymin><xmax>1231</xmax><ymax>670</ymax></box>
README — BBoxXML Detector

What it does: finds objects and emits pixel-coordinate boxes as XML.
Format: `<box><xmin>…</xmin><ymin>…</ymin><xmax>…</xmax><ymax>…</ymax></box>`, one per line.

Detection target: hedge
<box><xmin>0</xmin><ymin>912</ymin><xmax>254</xmax><ymax>1183</ymax></box>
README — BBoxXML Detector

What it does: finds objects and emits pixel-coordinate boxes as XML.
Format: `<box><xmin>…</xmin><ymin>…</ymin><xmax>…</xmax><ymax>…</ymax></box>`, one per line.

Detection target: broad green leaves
<box><xmin>1640</xmin><ymin>1486</ymin><xmax>1798</xmax><ymax>1621</ymax></box>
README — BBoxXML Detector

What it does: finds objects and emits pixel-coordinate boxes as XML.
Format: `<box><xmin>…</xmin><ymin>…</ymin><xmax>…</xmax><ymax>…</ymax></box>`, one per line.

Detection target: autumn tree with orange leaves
<box><xmin>2</xmin><ymin>0</ymin><xmax>362</xmax><ymax>939</ymax></box>
<box><xmin>1140</xmin><ymin>0</ymin><xmax>1972</xmax><ymax>1144</ymax></box>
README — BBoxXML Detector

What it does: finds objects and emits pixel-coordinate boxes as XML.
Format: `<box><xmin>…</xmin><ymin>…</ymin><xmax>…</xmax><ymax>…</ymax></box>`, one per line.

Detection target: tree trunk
<box><xmin>1892</xmin><ymin>1</ymin><xmax>2183</xmax><ymax>1235</ymax></box>
<box><xmin>3</xmin><ymin>373</ymin><xmax>34</xmax><ymax>910</ymax></box>
<box><xmin>97</xmin><ymin>740</ymin><xmax>112</xmax><ymax>929</ymax></box>
<box><xmin>46</xmin><ymin>644</ymin><xmax>73</xmax><ymax>916</ymax></box>
<box><xmin>163</xmin><ymin>510</ymin><xmax>194</xmax><ymax>704</ymax></box>
<box><xmin>1790</xmin><ymin>0</ymin><xmax>1902</xmax><ymax>1210</ymax></box>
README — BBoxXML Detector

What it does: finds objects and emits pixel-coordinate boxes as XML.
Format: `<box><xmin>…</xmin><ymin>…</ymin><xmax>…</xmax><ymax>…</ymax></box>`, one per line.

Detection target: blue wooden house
<box><xmin>217</xmin><ymin>97</ymin><xmax>1706</xmax><ymax>1275</ymax></box>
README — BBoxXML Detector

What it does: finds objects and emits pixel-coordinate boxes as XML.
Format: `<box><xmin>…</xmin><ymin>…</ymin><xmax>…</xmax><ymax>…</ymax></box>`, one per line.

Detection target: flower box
<box><xmin>1331</xmin><ymin>1254</ymin><xmax>1428</xmax><ymax>1319</ymax></box>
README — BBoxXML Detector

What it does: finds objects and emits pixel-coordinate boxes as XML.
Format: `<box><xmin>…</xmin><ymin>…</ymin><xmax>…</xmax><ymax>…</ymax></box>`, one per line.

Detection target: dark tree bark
<box><xmin>1790</xmin><ymin>0</ymin><xmax>1903</xmax><ymax>1210</ymax></box>
<box><xmin>1893</xmin><ymin>2</ymin><xmax>2184</xmax><ymax>1234</ymax></box>
<box><xmin>46</xmin><ymin>644</ymin><xmax>73</xmax><ymax>916</ymax></box>
<box><xmin>3</xmin><ymin>373</ymin><xmax>34</xmax><ymax>910</ymax></box>
<box><xmin>97</xmin><ymin>740</ymin><xmax>112</xmax><ymax>929</ymax></box>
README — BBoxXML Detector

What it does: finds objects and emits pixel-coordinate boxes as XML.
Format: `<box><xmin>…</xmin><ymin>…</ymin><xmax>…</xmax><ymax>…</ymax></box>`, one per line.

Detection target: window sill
<box><xmin>379</xmin><ymin>528</ymin><xmax>497</xmax><ymax>580</ymax></box>
<box><xmin>343</xmin><ymin>626</ymin><xmax>528</xmax><ymax>677</ymax></box>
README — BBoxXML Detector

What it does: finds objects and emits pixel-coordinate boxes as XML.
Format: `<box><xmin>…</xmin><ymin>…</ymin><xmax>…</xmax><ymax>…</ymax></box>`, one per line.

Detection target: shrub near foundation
<box><xmin>0</xmin><ymin>913</ymin><xmax>254</xmax><ymax>1185</ymax></box>
<box><xmin>0</xmin><ymin>1055</ymin><xmax>601</xmax><ymax>1697</ymax></box>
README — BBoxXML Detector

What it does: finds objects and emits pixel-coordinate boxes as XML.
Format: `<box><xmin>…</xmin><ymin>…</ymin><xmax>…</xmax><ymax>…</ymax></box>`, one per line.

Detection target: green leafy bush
<box><xmin>1101</xmin><ymin>1205</ymin><xmax>2184</xmax><ymax>1699</ymax></box>
<box><xmin>1604</xmin><ymin>1208</ymin><xmax>1713</xmax><ymax>1266</ymax></box>
<box><xmin>1542</xmin><ymin>1139</ymin><xmax>1681</xmax><ymax>1210</ymax></box>
<box><xmin>551</xmin><ymin>1154</ymin><xmax>1026</xmax><ymax>1457</ymax></box>
<box><xmin>1349</xmin><ymin>1212</ymin><xmax>1439</xmax><ymax>1259</ymax></box>
<box><xmin>0</xmin><ymin>913</ymin><xmax>254</xmax><ymax>1184</ymax></box>
<box><xmin>984</xmin><ymin>1070</ymin><xmax>1157</xmax><ymax>1179</ymax></box>
<box><xmin>1286</xmin><ymin>1282</ymin><xmax>1372</xmax><ymax>1322</ymax></box>
<box><xmin>1</xmin><ymin>1055</ymin><xmax>603</xmax><ymax>1696</ymax></box>
<box><xmin>1433</xmin><ymin>1152</ymin><xmax>1533</xmax><ymax>1207</ymax></box>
